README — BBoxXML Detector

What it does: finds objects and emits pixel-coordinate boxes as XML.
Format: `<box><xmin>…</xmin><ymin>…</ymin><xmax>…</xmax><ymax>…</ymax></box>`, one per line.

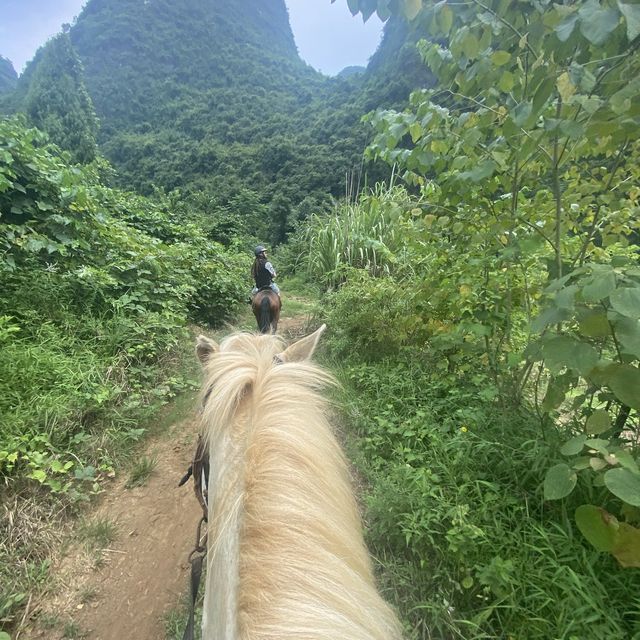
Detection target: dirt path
<box><xmin>20</xmin><ymin>412</ymin><xmax>202</xmax><ymax>640</ymax></box>
<box><xmin>19</xmin><ymin>306</ymin><xmax>313</xmax><ymax>640</ymax></box>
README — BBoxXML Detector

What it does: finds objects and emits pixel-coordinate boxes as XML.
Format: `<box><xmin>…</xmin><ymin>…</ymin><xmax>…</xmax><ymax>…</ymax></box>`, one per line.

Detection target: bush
<box><xmin>337</xmin><ymin>359</ymin><xmax>640</xmax><ymax>639</ymax></box>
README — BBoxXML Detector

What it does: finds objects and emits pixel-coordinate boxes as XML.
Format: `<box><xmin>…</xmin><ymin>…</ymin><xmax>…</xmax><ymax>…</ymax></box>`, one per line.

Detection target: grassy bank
<box><xmin>333</xmin><ymin>355</ymin><xmax>640</xmax><ymax>639</ymax></box>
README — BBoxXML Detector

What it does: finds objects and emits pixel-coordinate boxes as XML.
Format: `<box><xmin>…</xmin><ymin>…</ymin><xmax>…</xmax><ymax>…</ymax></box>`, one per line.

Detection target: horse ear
<box><xmin>196</xmin><ymin>335</ymin><xmax>218</xmax><ymax>365</ymax></box>
<box><xmin>279</xmin><ymin>324</ymin><xmax>327</xmax><ymax>362</ymax></box>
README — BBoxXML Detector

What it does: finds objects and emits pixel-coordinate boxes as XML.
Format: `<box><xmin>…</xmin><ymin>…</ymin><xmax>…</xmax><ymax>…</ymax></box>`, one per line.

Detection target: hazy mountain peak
<box><xmin>0</xmin><ymin>56</ymin><xmax>18</xmax><ymax>94</ymax></box>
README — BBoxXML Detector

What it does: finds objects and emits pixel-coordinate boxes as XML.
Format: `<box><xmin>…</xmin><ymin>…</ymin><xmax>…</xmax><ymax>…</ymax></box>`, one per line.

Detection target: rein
<box><xmin>178</xmin><ymin>434</ymin><xmax>209</xmax><ymax>640</ymax></box>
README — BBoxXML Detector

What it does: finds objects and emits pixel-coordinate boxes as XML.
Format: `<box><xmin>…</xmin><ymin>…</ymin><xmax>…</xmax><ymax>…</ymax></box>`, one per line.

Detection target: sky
<box><xmin>0</xmin><ymin>0</ymin><xmax>384</xmax><ymax>76</ymax></box>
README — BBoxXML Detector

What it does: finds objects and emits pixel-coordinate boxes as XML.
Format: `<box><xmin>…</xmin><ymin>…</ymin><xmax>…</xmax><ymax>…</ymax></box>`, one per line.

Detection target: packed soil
<box><xmin>19</xmin><ymin>411</ymin><xmax>202</xmax><ymax>640</ymax></box>
<box><xmin>18</xmin><ymin>310</ymin><xmax>312</xmax><ymax>640</ymax></box>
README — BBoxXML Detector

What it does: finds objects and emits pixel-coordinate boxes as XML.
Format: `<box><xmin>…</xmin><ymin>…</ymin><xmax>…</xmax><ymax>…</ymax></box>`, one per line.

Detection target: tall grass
<box><xmin>335</xmin><ymin>359</ymin><xmax>640</xmax><ymax>640</ymax></box>
<box><xmin>306</xmin><ymin>184</ymin><xmax>419</xmax><ymax>288</ymax></box>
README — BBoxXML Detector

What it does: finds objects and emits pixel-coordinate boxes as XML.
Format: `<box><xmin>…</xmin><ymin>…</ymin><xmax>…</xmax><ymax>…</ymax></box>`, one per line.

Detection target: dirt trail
<box><xmin>20</xmin><ymin>310</ymin><xmax>312</xmax><ymax>640</ymax></box>
<box><xmin>21</xmin><ymin>413</ymin><xmax>201</xmax><ymax>640</ymax></box>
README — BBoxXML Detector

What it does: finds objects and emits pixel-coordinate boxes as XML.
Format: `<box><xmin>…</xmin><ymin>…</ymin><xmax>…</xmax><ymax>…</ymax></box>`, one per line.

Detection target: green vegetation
<box><xmin>291</xmin><ymin>0</ymin><xmax>640</xmax><ymax>635</ymax></box>
<box><xmin>2</xmin><ymin>0</ymin><xmax>429</xmax><ymax>245</ymax></box>
<box><xmin>0</xmin><ymin>116</ymin><xmax>247</xmax><ymax>627</ymax></box>
<box><xmin>21</xmin><ymin>33</ymin><xmax>98</xmax><ymax>163</ymax></box>
<box><xmin>125</xmin><ymin>454</ymin><xmax>158</xmax><ymax>489</ymax></box>
<box><xmin>2</xmin><ymin>0</ymin><xmax>640</xmax><ymax>637</ymax></box>
<box><xmin>77</xmin><ymin>516</ymin><xmax>118</xmax><ymax>552</ymax></box>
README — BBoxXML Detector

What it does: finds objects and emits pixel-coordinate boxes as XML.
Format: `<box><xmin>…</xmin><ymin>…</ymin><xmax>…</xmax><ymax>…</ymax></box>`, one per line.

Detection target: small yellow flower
<box><xmin>460</xmin><ymin>426</ymin><xmax>468</xmax><ymax>433</ymax></box>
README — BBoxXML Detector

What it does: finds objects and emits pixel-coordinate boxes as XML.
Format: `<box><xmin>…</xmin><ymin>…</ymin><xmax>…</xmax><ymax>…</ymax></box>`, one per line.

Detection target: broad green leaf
<box><xmin>555</xmin><ymin>13</ymin><xmax>579</xmax><ymax>41</ymax></box>
<box><xmin>491</xmin><ymin>51</ymin><xmax>511</xmax><ymax>66</ymax></box>
<box><xmin>513</xmin><ymin>101</ymin><xmax>533</xmax><ymax>127</ymax></box>
<box><xmin>542</xmin><ymin>380</ymin><xmax>565</xmax><ymax>412</ymax></box>
<box><xmin>567</xmin><ymin>342</ymin><xmax>600</xmax><ymax>376</ymax></box>
<box><xmin>557</xmin><ymin>72</ymin><xmax>576</xmax><ymax>102</ymax></box>
<box><xmin>608</xmin><ymin>364</ymin><xmax>640</xmax><ymax>410</ymax></box>
<box><xmin>532</xmin><ymin>308</ymin><xmax>558</xmax><ymax>332</ymax></box>
<box><xmin>573</xmin><ymin>456</ymin><xmax>592</xmax><ymax>470</ymax></box>
<box><xmin>586</xmin><ymin>410</ymin><xmax>611</xmax><ymax>435</ymax></box>
<box><xmin>438</xmin><ymin>4</ymin><xmax>453</xmax><ymax>33</ymax></box>
<box><xmin>617</xmin><ymin>1</ymin><xmax>640</xmax><ymax>41</ymax></box>
<box><xmin>610</xmin><ymin>89</ymin><xmax>633</xmax><ymax>115</ymax></box>
<box><xmin>499</xmin><ymin>71</ymin><xmax>514</xmax><ymax>92</ymax></box>
<box><xmin>579</xmin><ymin>310</ymin><xmax>610</xmax><ymax>337</ymax></box>
<box><xmin>575</xmin><ymin>504</ymin><xmax>617</xmax><ymax>551</ymax></box>
<box><xmin>533</xmin><ymin>77</ymin><xmax>556</xmax><ymax>115</ymax></box>
<box><xmin>544</xmin><ymin>463</ymin><xmax>577</xmax><ymax>500</ymax></box>
<box><xmin>555</xmin><ymin>284</ymin><xmax>578</xmax><ymax>310</ymax></box>
<box><xmin>604</xmin><ymin>468</ymin><xmax>640</xmax><ymax>506</ymax></box>
<box><xmin>582</xmin><ymin>271</ymin><xmax>616</xmax><ymax>302</ymax></box>
<box><xmin>569</xmin><ymin>62</ymin><xmax>597</xmax><ymax>92</ymax></box>
<box><xmin>610</xmin><ymin>286</ymin><xmax>640</xmax><ymax>319</ymax></box>
<box><xmin>559</xmin><ymin>119</ymin><xmax>585</xmax><ymax>139</ymax></box>
<box><xmin>613</xmin><ymin>315</ymin><xmax>640</xmax><ymax>358</ymax></box>
<box><xmin>27</xmin><ymin>469</ymin><xmax>47</xmax><ymax>483</ymax></box>
<box><xmin>409</xmin><ymin>122</ymin><xmax>422</xmax><ymax>143</ymax></box>
<box><xmin>585</xmin><ymin>438</ymin><xmax>610</xmax><ymax>455</ymax></box>
<box><xmin>541</xmin><ymin>335</ymin><xmax>598</xmax><ymax>376</ymax></box>
<box><xmin>578</xmin><ymin>0</ymin><xmax>621</xmax><ymax>45</ymax></box>
<box><xmin>461</xmin><ymin>31</ymin><xmax>480</xmax><ymax>58</ymax></box>
<box><xmin>615</xmin><ymin>450</ymin><xmax>640</xmax><ymax>474</ymax></box>
<box><xmin>402</xmin><ymin>0</ymin><xmax>422</xmax><ymax>21</ymax></box>
<box><xmin>460</xmin><ymin>159</ymin><xmax>496</xmax><ymax>183</ymax></box>
<box><xmin>560</xmin><ymin>434</ymin><xmax>587</xmax><ymax>456</ymax></box>
<box><xmin>613</xmin><ymin>522</ymin><xmax>640</xmax><ymax>568</ymax></box>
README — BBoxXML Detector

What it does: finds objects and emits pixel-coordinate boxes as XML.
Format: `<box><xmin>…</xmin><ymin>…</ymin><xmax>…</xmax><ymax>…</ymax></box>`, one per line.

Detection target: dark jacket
<box><xmin>252</xmin><ymin>258</ymin><xmax>273</xmax><ymax>289</ymax></box>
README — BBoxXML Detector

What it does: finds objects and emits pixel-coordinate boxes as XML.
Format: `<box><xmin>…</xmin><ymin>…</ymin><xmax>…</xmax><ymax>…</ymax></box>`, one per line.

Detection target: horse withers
<box><xmin>194</xmin><ymin>326</ymin><xmax>403</xmax><ymax>640</ymax></box>
<box><xmin>251</xmin><ymin>286</ymin><xmax>281</xmax><ymax>334</ymax></box>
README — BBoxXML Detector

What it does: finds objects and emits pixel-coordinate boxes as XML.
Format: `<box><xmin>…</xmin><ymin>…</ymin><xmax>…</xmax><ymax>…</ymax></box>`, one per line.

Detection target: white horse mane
<box><xmin>196</xmin><ymin>328</ymin><xmax>403</xmax><ymax>640</ymax></box>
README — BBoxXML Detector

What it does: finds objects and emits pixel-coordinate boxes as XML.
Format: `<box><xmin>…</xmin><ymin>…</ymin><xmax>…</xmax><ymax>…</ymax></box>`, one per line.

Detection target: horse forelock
<box><xmin>199</xmin><ymin>331</ymin><xmax>403</xmax><ymax>640</ymax></box>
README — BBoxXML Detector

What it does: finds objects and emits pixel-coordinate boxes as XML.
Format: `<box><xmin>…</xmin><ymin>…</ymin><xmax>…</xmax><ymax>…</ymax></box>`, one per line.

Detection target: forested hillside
<box><xmin>2</xmin><ymin>0</ymin><xmax>431</xmax><ymax>244</ymax></box>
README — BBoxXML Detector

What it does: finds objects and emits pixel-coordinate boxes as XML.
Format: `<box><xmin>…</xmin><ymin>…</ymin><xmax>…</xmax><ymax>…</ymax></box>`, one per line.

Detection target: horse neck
<box><xmin>200</xmin><ymin>348</ymin><xmax>402</xmax><ymax>640</ymax></box>
<box><xmin>202</xmin><ymin>413</ymin><xmax>247</xmax><ymax>639</ymax></box>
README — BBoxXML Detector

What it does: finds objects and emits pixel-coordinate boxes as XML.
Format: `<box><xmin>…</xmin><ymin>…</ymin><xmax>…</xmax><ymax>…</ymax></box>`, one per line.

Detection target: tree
<box><xmin>23</xmin><ymin>34</ymin><xmax>99</xmax><ymax>163</ymax></box>
<box><xmin>342</xmin><ymin>0</ymin><xmax>640</xmax><ymax>567</ymax></box>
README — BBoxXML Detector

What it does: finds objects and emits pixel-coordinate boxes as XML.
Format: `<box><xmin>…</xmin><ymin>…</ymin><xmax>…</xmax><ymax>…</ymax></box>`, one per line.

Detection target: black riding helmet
<box><xmin>254</xmin><ymin>245</ymin><xmax>266</xmax><ymax>256</ymax></box>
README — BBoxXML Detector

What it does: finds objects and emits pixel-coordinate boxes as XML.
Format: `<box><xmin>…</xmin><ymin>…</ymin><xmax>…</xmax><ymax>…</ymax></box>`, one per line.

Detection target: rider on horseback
<box><xmin>251</xmin><ymin>245</ymin><xmax>280</xmax><ymax>297</ymax></box>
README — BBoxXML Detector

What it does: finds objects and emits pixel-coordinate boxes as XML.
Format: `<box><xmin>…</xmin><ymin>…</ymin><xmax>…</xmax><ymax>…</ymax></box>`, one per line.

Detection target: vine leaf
<box><xmin>575</xmin><ymin>505</ymin><xmax>617</xmax><ymax>551</ymax></box>
<box><xmin>578</xmin><ymin>0</ymin><xmax>621</xmax><ymax>45</ymax></box>
<box><xmin>585</xmin><ymin>410</ymin><xmax>611</xmax><ymax>435</ymax></box>
<box><xmin>544</xmin><ymin>463</ymin><xmax>577</xmax><ymax>500</ymax></box>
<box><xmin>604</xmin><ymin>468</ymin><xmax>640</xmax><ymax>507</ymax></box>
<box><xmin>617</xmin><ymin>1</ymin><xmax>640</xmax><ymax>41</ymax></box>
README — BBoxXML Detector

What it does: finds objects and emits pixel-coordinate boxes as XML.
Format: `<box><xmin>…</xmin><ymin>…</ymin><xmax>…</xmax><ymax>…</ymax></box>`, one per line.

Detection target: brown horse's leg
<box><xmin>272</xmin><ymin>295</ymin><xmax>281</xmax><ymax>334</ymax></box>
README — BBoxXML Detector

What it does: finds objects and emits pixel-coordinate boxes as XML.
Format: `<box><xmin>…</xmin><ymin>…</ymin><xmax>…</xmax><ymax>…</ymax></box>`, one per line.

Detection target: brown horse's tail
<box><xmin>259</xmin><ymin>294</ymin><xmax>271</xmax><ymax>333</ymax></box>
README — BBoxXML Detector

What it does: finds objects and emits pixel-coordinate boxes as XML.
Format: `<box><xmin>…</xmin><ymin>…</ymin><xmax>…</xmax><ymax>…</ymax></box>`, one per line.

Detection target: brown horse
<box><xmin>251</xmin><ymin>287</ymin><xmax>281</xmax><ymax>334</ymax></box>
